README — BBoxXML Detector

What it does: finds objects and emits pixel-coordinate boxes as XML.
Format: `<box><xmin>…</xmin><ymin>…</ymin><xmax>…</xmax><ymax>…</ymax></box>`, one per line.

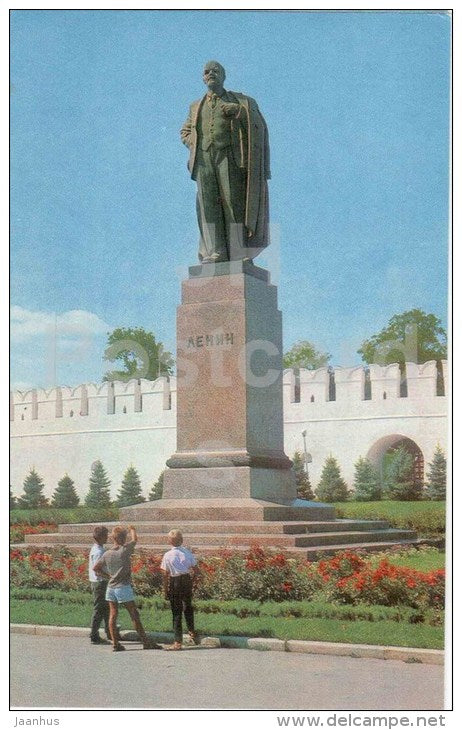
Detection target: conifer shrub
<box><xmin>84</xmin><ymin>461</ymin><xmax>112</xmax><ymax>508</ymax></box>
<box><xmin>385</xmin><ymin>446</ymin><xmax>422</xmax><ymax>501</ymax></box>
<box><xmin>18</xmin><ymin>469</ymin><xmax>49</xmax><ymax>509</ymax></box>
<box><xmin>425</xmin><ymin>445</ymin><xmax>446</xmax><ymax>501</ymax></box>
<box><xmin>353</xmin><ymin>457</ymin><xmax>382</xmax><ymax>501</ymax></box>
<box><xmin>51</xmin><ymin>475</ymin><xmax>80</xmax><ymax>508</ymax></box>
<box><xmin>116</xmin><ymin>465</ymin><xmax>145</xmax><ymax>507</ymax></box>
<box><xmin>292</xmin><ymin>451</ymin><xmax>315</xmax><ymax>500</ymax></box>
<box><xmin>315</xmin><ymin>456</ymin><xmax>349</xmax><ymax>502</ymax></box>
<box><xmin>149</xmin><ymin>471</ymin><xmax>164</xmax><ymax>501</ymax></box>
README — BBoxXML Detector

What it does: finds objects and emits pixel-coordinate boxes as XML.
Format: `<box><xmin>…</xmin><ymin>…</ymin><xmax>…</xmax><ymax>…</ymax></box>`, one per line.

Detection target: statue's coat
<box><xmin>181</xmin><ymin>91</ymin><xmax>271</xmax><ymax>250</ymax></box>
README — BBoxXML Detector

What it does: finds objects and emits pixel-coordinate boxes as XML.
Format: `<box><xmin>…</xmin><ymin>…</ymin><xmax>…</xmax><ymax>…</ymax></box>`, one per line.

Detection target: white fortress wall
<box><xmin>282</xmin><ymin>361</ymin><xmax>447</xmax><ymax>486</ymax></box>
<box><xmin>10</xmin><ymin>362</ymin><xmax>447</xmax><ymax>499</ymax></box>
<box><xmin>11</xmin><ymin>377</ymin><xmax>177</xmax><ymax>500</ymax></box>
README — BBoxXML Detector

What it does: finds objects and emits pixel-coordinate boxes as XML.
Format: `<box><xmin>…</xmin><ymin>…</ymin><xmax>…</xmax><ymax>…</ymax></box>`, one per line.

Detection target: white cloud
<box><xmin>10</xmin><ymin>307</ymin><xmax>112</xmax><ymax>389</ymax></box>
<box><xmin>10</xmin><ymin>307</ymin><xmax>110</xmax><ymax>343</ymax></box>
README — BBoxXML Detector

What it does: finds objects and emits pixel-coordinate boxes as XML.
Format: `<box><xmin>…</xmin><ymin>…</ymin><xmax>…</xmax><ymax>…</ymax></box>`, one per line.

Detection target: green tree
<box><xmin>384</xmin><ymin>446</ymin><xmax>422</xmax><ymax>501</ymax></box>
<box><xmin>425</xmin><ymin>445</ymin><xmax>447</xmax><ymax>501</ymax></box>
<box><xmin>10</xmin><ymin>487</ymin><xmax>17</xmax><ymax>510</ymax></box>
<box><xmin>315</xmin><ymin>456</ymin><xmax>349</xmax><ymax>503</ymax></box>
<box><xmin>358</xmin><ymin>309</ymin><xmax>447</xmax><ymax>365</ymax></box>
<box><xmin>103</xmin><ymin>327</ymin><xmax>174</xmax><ymax>382</ymax></box>
<box><xmin>283</xmin><ymin>340</ymin><xmax>331</xmax><ymax>370</ymax></box>
<box><xmin>51</xmin><ymin>474</ymin><xmax>80</xmax><ymax>508</ymax></box>
<box><xmin>353</xmin><ymin>457</ymin><xmax>382</xmax><ymax>501</ymax></box>
<box><xmin>292</xmin><ymin>451</ymin><xmax>314</xmax><ymax>500</ymax></box>
<box><xmin>18</xmin><ymin>468</ymin><xmax>49</xmax><ymax>509</ymax></box>
<box><xmin>149</xmin><ymin>471</ymin><xmax>164</xmax><ymax>501</ymax></box>
<box><xmin>85</xmin><ymin>461</ymin><xmax>112</xmax><ymax>507</ymax></box>
<box><xmin>116</xmin><ymin>465</ymin><xmax>145</xmax><ymax>507</ymax></box>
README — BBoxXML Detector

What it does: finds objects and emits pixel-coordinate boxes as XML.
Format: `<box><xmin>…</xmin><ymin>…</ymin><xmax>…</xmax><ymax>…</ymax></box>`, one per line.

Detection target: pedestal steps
<box><xmin>23</xmin><ymin>508</ymin><xmax>417</xmax><ymax>556</ymax></box>
<box><xmin>20</xmin><ymin>499</ymin><xmax>418</xmax><ymax>556</ymax></box>
<box><xmin>57</xmin><ymin>519</ymin><xmax>391</xmax><ymax>535</ymax></box>
<box><xmin>19</xmin><ymin>537</ymin><xmax>418</xmax><ymax>560</ymax></box>
<box><xmin>28</xmin><ymin>527</ymin><xmax>414</xmax><ymax>548</ymax></box>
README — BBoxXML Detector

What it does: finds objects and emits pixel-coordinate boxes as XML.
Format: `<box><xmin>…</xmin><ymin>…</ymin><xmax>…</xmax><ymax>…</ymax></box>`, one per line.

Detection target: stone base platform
<box><xmin>120</xmin><ymin>498</ymin><xmax>336</xmax><ymax>522</ymax></box>
<box><xmin>22</xmin><ymin>498</ymin><xmax>418</xmax><ymax>559</ymax></box>
<box><xmin>163</xmin><ymin>468</ymin><xmax>297</xmax><ymax>502</ymax></box>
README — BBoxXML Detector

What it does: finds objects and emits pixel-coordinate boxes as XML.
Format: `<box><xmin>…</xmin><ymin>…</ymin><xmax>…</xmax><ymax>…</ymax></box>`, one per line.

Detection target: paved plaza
<box><xmin>11</xmin><ymin>634</ymin><xmax>445</xmax><ymax>710</ymax></box>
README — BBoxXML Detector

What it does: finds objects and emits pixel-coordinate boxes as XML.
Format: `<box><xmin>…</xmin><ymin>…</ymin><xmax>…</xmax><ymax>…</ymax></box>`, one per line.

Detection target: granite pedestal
<box><xmin>163</xmin><ymin>261</ymin><xmax>298</xmax><ymax>504</ymax></box>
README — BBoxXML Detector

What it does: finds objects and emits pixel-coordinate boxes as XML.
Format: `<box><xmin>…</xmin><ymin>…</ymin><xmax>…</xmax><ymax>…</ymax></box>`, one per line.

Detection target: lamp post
<box><xmin>301</xmin><ymin>429</ymin><xmax>312</xmax><ymax>479</ymax></box>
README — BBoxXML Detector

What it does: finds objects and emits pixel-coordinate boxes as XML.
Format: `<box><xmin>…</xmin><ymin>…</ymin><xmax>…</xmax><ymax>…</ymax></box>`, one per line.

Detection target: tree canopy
<box><xmin>358</xmin><ymin>309</ymin><xmax>447</xmax><ymax>365</ymax></box>
<box><xmin>283</xmin><ymin>340</ymin><xmax>331</xmax><ymax>370</ymax></box>
<box><xmin>103</xmin><ymin>327</ymin><xmax>174</xmax><ymax>382</ymax></box>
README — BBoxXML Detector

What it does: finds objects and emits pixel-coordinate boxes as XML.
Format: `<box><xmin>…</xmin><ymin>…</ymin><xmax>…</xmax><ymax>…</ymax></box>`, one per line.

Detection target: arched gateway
<box><xmin>367</xmin><ymin>434</ymin><xmax>425</xmax><ymax>487</ymax></box>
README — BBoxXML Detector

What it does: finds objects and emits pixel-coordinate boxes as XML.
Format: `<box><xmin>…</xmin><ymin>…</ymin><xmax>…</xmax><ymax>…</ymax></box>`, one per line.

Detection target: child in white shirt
<box><xmin>161</xmin><ymin>529</ymin><xmax>199</xmax><ymax>650</ymax></box>
<box><xmin>88</xmin><ymin>525</ymin><xmax>110</xmax><ymax>644</ymax></box>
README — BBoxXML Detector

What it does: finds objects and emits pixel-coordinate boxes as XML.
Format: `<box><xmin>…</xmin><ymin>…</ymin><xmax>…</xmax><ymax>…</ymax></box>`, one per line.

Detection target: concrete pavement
<box><xmin>10</xmin><ymin>634</ymin><xmax>445</xmax><ymax>710</ymax></box>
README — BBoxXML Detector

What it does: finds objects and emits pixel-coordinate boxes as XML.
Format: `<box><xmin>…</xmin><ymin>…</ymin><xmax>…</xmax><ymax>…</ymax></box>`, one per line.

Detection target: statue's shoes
<box><xmin>202</xmin><ymin>255</ymin><xmax>227</xmax><ymax>264</ymax></box>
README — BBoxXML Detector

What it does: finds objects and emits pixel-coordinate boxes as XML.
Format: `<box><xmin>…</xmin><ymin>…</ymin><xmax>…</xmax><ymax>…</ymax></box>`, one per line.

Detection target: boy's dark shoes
<box><xmin>112</xmin><ymin>644</ymin><xmax>126</xmax><ymax>652</ymax></box>
<box><xmin>143</xmin><ymin>641</ymin><xmax>163</xmax><ymax>650</ymax></box>
<box><xmin>91</xmin><ymin>637</ymin><xmax>111</xmax><ymax>645</ymax></box>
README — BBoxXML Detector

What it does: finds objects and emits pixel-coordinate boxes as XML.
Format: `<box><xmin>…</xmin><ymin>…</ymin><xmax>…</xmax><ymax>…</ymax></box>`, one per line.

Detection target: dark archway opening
<box><xmin>384</xmin><ymin>437</ymin><xmax>424</xmax><ymax>488</ymax></box>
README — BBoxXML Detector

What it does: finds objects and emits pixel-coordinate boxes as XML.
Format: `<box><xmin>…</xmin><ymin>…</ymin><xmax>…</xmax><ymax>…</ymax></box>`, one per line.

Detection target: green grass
<box><xmin>369</xmin><ymin>547</ymin><xmax>445</xmax><ymax>572</ymax></box>
<box><xmin>333</xmin><ymin>500</ymin><xmax>446</xmax><ymax>537</ymax></box>
<box><xmin>9</xmin><ymin>588</ymin><xmax>444</xmax><ymax>650</ymax></box>
<box><xmin>10</xmin><ymin>506</ymin><xmax>120</xmax><ymax>526</ymax></box>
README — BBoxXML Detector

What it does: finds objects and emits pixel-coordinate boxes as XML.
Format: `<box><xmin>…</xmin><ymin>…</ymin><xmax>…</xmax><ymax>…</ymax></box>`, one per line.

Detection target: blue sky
<box><xmin>10</xmin><ymin>9</ymin><xmax>450</xmax><ymax>390</ymax></box>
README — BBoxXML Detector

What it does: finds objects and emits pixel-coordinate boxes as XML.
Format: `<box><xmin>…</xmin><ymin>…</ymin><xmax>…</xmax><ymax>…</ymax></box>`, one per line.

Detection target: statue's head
<box><xmin>203</xmin><ymin>60</ymin><xmax>226</xmax><ymax>90</ymax></box>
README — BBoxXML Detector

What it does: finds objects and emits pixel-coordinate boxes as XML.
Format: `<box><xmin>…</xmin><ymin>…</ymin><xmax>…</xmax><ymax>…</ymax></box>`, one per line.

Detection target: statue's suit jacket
<box><xmin>181</xmin><ymin>91</ymin><xmax>271</xmax><ymax>249</ymax></box>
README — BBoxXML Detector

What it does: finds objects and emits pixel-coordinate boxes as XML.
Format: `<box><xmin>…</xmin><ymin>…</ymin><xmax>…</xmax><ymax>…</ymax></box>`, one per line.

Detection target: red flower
<box><xmin>46</xmin><ymin>569</ymin><xmax>65</xmax><ymax>581</ymax></box>
<box><xmin>269</xmin><ymin>553</ymin><xmax>287</xmax><ymax>568</ymax></box>
<box><xmin>246</xmin><ymin>559</ymin><xmax>259</xmax><ymax>571</ymax></box>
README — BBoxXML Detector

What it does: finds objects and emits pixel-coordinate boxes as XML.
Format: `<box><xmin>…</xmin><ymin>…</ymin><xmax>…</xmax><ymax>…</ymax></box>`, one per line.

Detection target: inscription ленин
<box><xmin>187</xmin><ymin>333</ymin><xmax>234</xmax><ymax>349</ymax></box>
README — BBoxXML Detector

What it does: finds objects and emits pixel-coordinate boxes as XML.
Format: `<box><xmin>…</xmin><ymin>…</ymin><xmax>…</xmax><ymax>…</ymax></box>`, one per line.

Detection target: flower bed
<box><xmin>9</xmin><ymin>544</ymin><xmax>445</xmax><ymax>610</ymax></box>
<box><xmin>317</xmin><ymin>551</ymin><xmax>445</xmax><ymax>610</ymax></box>
<box><xmin>10</xmin><ymin>522</ymin><xmax>58</xmax><ymax>544</ymax></box>
<box><xmin>10</xmin><ymin>547</ymin><xmax>88</xmax><ymax>590</ymax></box>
